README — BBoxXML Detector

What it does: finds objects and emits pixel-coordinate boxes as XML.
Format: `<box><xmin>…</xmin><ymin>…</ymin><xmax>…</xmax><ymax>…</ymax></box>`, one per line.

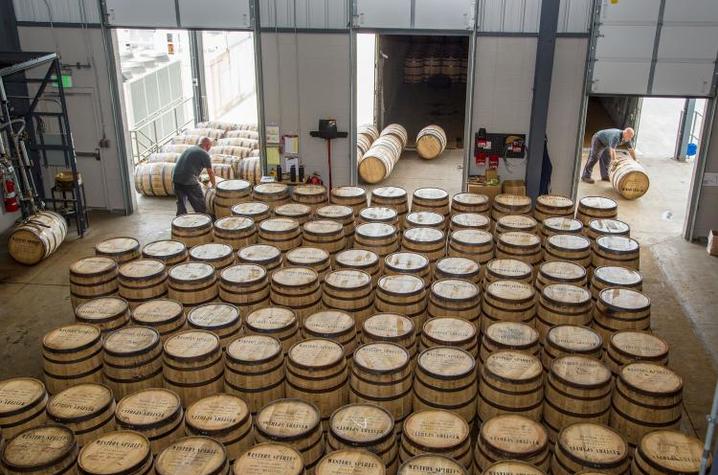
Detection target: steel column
<box><xmin>525</xmin><ymin>0</ymin><xmax>560</xmax><ymax>198</ymax></box>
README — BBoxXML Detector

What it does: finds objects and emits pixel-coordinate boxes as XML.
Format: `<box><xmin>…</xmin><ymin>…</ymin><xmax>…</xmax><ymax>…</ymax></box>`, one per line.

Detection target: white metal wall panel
<box><xmin>13</xmin><ymin>0</ymin><xmax>101</xmax><ymax>23</ymax></box>
<box><xmin>478</xmin><ymin>0</ymin><xmax>541</xmax><ymax>33</ymax></box>
<box><xmin>557</xmin><ymin>0</ymin><xmax>591</xmax><ymax>33</ymax></box>
<box><xmin>104</xmin><ymin>0</ymin><xmax>178</xmax><ymax>27</ymax></box>
<box><xmin>261</xmin><ymin>0</ymin><xmax>349</xmax><ymax>29</ymax></box>
<box><xmin>653</xmin><ymin>63</ymin><xmax>715</xmax><ymax>97</ymax></box>
<box><xmin>178</xmin><ymin>0</ymin><xmax>251</xmax><ymax>29</ymax></box>
<box><xmin>355</xmin><ymin>0</ymin><xmax>411</xmax><ymax>29</ymax></box>
<box><xmin>260</xmin><ymin>0</ymin><xmax>293</xmax><ymax>28</ymax></box>
<box><xmin>414</xmin><ymin>0</ymin><xmax>474</xmax><ymax>30</ymax></box>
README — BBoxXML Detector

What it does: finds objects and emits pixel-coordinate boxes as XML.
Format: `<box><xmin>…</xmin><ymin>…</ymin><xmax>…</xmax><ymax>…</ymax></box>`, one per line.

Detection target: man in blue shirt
<box><xmin>582</xmin><ymin>127</ymin><xmax>637</xmax><ymax>184</ymax></box>
<box><xmin>172</xmin><ymin>137</ymin><xmax>216</xmax><ymax>215</ymax></box>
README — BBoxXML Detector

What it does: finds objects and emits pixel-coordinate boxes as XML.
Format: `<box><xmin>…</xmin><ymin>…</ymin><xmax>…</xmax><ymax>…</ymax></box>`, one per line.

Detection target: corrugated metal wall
<box><xmin>13</xmin><ymin>0</ymin><xmax>101</xmax><ymax>23</ymax></box>
<box><xmin>260</xmin><ymin>0</ymin><xmax>350</xmax><ymax>29</ymax></box>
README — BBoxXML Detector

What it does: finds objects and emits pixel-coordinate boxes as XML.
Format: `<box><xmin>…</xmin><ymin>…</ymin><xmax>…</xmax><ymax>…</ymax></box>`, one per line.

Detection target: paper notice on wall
<box><xmin>266</xmin><ymin>125</ymin><xmax>280</xmax><ymax>144</ymax></box>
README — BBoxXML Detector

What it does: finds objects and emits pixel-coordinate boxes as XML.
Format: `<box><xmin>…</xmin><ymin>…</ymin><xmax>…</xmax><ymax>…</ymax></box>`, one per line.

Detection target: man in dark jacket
<box><xmin>582</xmin><ymin>127</ymin><xmax>637</xmax><ymax>184</ymax></box>
<box><xmin>172</xmin><ymin>136</ymin><xmax>216</xmax><ymax>215</ymax></box>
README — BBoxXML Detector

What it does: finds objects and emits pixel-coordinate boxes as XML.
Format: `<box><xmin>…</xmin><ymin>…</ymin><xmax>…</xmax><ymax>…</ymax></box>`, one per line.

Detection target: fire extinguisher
<box><xmin>3</xmin><ymin>174</ymin><xmax>19</xmax><ymax>213</ymax></box>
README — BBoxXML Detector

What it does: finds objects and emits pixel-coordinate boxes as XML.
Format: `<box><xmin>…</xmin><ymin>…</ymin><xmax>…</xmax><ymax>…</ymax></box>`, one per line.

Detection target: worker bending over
<box><xmin>582</xmin><ymin>127</ymin><xmax>637</xmax><ymax>184</ymax></box>
<box><xmin>172</xmin><ymin>136</ymin><xmax>216</xmax><ymax>215</ymax></box>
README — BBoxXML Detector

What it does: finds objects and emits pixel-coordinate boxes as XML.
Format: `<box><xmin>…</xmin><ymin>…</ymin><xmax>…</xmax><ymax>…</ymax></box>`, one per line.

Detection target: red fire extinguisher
<box><xmin>3</xmin><ymin>176</ymin><xmax>19</xmax><ymax>213</ymax></box>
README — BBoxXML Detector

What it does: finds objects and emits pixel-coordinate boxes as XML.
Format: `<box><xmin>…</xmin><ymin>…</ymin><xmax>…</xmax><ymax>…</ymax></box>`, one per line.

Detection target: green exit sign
<box><xmin>50</xmin><ymin>74</ymin><xmax>73</xmax><ymax>88</ymax></box>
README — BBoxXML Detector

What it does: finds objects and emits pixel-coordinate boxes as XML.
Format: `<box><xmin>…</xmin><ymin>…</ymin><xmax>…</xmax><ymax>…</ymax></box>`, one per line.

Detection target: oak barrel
<box><xmin>118</xmin><ymin>260</ymin><xmax>168</xmax><ymax>309</ymax></box>
<box><xmin>259</xmin><ymin>218</ymin><xmax>302</xmax><ymax>253</ymax></box>
<box><xmin>69</xmin><ymin>256</ymin><xmax>118</xmax><ymax>308</ymax></box>
<box><xmin>590</xmin><ymin>266</ymin><xmax>642</xmax><ymax>300</ymax></box>
<box><xmin>478</xmin><ymin>351</ymin><xmax>543</xmax><ymax>422</ymax></box>
<box><xmin>398</xmin><ymin>454</ymin><xmax>467</xmax><ymax>475</ymax></box>
<box><xmin>479</xmin><ymin>322</ymin><xmax>539</xmax><ymax>366</ymax></box>
<box><xmin>102</xmin><ymin>326</ymin><xmax>163</xmax><ymax>399</ymax></box>
<box><xmin>131</xmin><ymin>299</ymin><xmax>186</xmax><ymax>341</ymax></box>
<box><xmin>536</xmin><ymin>284</ymin><xmax>592</xmax><ymax>339</ymax></box>
<box><xmin>495</xmin><ymin>232</ymin><xmax>542</xmax><ymax>270</ymax></box>
<box><xmin>362</xmin><ymin>314</ymin><xmax>418</xmax><ymax>360</ymax></box>
<box><xmin>322</xmin><ymin>270</ymin><xmax>374</xmax><ymax>331</ymax></box>
<box><xmin>399</xmin><ymin>409</ymin><xmax>472</xmax><ymax>469</ymax></box>
<box><xmin>402</xmin><ymin>228</ymin><xmax>446</xmax><ymax>266</ymax></box>
<box><xmin>8</xmin><ymin>211</ymin><xmax>67</xmax><ymax>265</ymax></box>
<box><xmin>451</xmin><ymin>193</ymin><xmax>490</xmax><ymax>216</ymax></box>
<box><xmin>370</xmin><ymin>187</ymin><xmax>408</xmax><ymax>226</ymax></box>
<box><xmin>303</xmin><ymin>310</ymin><xmax>357</xmax><ymax>358</ymax></box>
<box><xmin>551</xmin><ymin>423</ymin><xmax>629</xmax><ymax>475</ymax></box>
<box><xmin>427</xmin><ymin>279</ymin><xmax>481</xmax><ymax>329</ymax></box>
<box><xmin>482</xmin><ymin>258</ymin><xmax>533</xmax><ymax>290</ymax></box>
<box><xmin>576</xmin><ymin>196</ymin><xmax>618</xmax><ymax>226</ymax></box>
<box><xmin>541</xmin><ymin>217</ymin><xmax>583</xmax><ymax>241</ymax></box>
<box><xmin>42</xmin><ymin>324</ymin><xmax>104</xmax><ymax>394</ymax></box>
<box><xmin>276</xmin><ymin>203</ymin><xmax>312</xmax><ymax>225</ymax></box>
<box><xmin>604</xmin><ymin>330</ymin><xmax>669</xmax><ymax>374</ymax></box>
<box><xmin>213</xmin><ymin>179</ymin><xmax>252</xmax><ymax>218</ymax></box>
<box><xmin>154</xmin><ymin>436</ymin><xmax>228</xmax><ymax>475</ymax></box>
<box><xmin>292</xmin><ymin>184</ymin><xmax>328</xmax><ymax>212</ymax></box>
<box><xmin>244</xmin><ymin>307</ymin><xmax>300</xmax><ymax>354</ymax></box>
<box><xmin>316</xmin><ymin>205</ymin><xmax>355</xmax><ymax>246</ymax></box>
<box><xmin>232</xmin><ymin>442</ymin><xmax>304</xmax><ymax>475</ymax></box>
<box><xmin>46</xmin><ymin>383</ymin><xmax>116</xmax><ymax>446</ymax></box>
<box><xmin>75</xmin><ymin>296</ymin><xmax>131</xmax><ymax>332</ymax></box>
<box><xmin>270</xmin><ymin>266</ymin><xmax>321</xmax><ymax>323</ymax></box>
<box><xmin>632</xmin><ymin>430</ymin><xmax>707</xmax><ymax>475</ymax></box>
<box><xmin>474</xmin><ymin>414</ymin><xmax>549</xmax><ymax>473</ymax></box>
<box><xmin>142</xmin><ymin>240</ymin><xmax>188</xmax><ymax>266</ymax></box>
<box><xmin>77</xmin><ymin>430</ymin><xmax>153</xmax><ymax>475</ymax></box>
<box><xmin>450</xmin><ymin>213</ymin><xmax>491</xmax><ymax>232</ymax></box>
<box><xmin>495</xmin><ymin>215</ymin><xmax>538</xmax><ymax>237</ymax></box>
<box><xmin>287</xmin><ymin>248</ymin><xmax>331</xmax><ymax>281</ymax></box>
<box><xmin>0</xmin><ymin>378</ymin><xmax>48</xmax><ymax>440</ymax></box>
<box><xmin>167</xmin><ymin>262</ymin><xmax>218</xmax><ymax>308</ymax></box>
<box><xmin>331</xmin><ymin>186</ymin><xmax>367</xmax><ymax>215</ymax></box>
<box><xmin>421</xmin><ymin>317</ymin><xmax>478</xmax><ymax>357</ymax></box>
<box><xmin>190</xmin><ymin>242</ymin><xmax>235</xmax><ymax>270</ymax></box>
<box><xmin>480</xmin><ymin>281</ymin><xmax>536</xmax><ymax>333</ymax></box>
<box><xmin>416</xmin><ymin>125</ymin><xmax>447</xmax><ymax>160</ymax></box>
<box><xmin>95</xmin><ymin>237</ymin><xmax>140</xmax><ymax>264</ymax></box>
<box><xmin>237</xmin><ymin>244</ymin><xmax>283</xmax><ymax>274</ymax></box>
<box><xmin>355</xmin><ymin>223</ymin><xmax>400</xmax><ymax>263</ymax></box>
<box><xmin>171</xmin><ymin>214</ymin><xmax>214</xmax><ymax>248</ymax></box>
<box><xmin>535</xmin><ymin>260</ymin><xmax>587</xmax><ymax>292</ymax></box>
<box><xmin>334</xmin><ymin>249</ymin><xmax>381</xmax><ymax>287</ymax></box>
<box><xmin>448</xmin><ymin>229</ymin><xmax>494</xmax><ymax>267</ymax></box>
<box><xmin>231</xmin><ymin>201</ymin><xmax>271</xmax><ymax>223</ymax></box>
<box><xmin>185</xmin><ymin>393</ymin><xmax>254</xmax><ymax>461</ymax></box>
<box><xmin>134</xmin><ymin>162</ymin><xmax>175</xmax><ymax>196</ymax></box>
<box><xmin>610</xmin><ymin>158</ymin><xmax>650</xmax><ymax>200</ymax></box>
<box><xmin>187</xmin><ymin>303</ymin><xmax>242</xmax><ymax>349</ymax></box>
<box><xmin>544</xmin><ymin>234</ymin><xmax>591</xmax><ymax>268</ymax></box>
<box><xmin>541</xmin><ymin>325</ymin><xmax>603</xmax><ymax>371</ymax></box>
<box><xmin>316</xmin><ymin>449</ymin><xmax>386</xmax><ymax>475</ymax></box>
<box><xmin>302</xmin><ymin>220</ymin><xmax>346</xmax><ymax>260</ymax></box>
<box><xmin>0</xmin><ymin>425</ymin><xmax>78</xmax><ymax>475</ymax></box>
<box><xmin>385</xmin><ymin>252</ymin><xmax>431</xmax><ymax>287</ymax></box>
<box><xmin>218</xmin><ymin>264</ymin><xmax>269</xmax><ymax>314</ymax></box>
<box><xmin>586</xmin><ymin>218</ymin><xmax>630</xmax><ymax>242</ymax></box>
<box><xmin>412</xmin><ymin>188</ymin><xmax>449</xmax><ymax>219</ymax></box>
<box><xmin>359</xmin><ymin>207</ymin><xmax>399</xmax><ymax>227</ymax></box>
<box><xmin>254</xmin><ymin>182</ymin><xmax>290</xmax><ymax>209</ymax></box>
<box><xmin>492</xmin><ymin>195</ymin><xmax>531</xmax><ymax>221</ymax></box>
<box><xmin>213</xmin><ymin>216</ymin><xmax>257</xmax><ymax>251</ymax></box>
<box><xmin>115</xmin><ymin>388</ymin><xmax>184</xmax><ymax>455</ymax></box>
<box><xmin>593</xmin><ymin>235</ymin><xmax>640</xmax><ymax>271</ymax></box>
<box><xmin>434</xmin><ymin>257</ymin><xmax>481</xmax><ymax>285</ymax></box>
<box><xmin>534</xmin><ymin>195</ymin><xmax>575</xmax><ymax>222</ymax></box>
<box><xmin>593</xmin><ymin>288</ymin><xmax>651</xmax><ymax>343</ymax></box>
<box><xmin>376</xmin><ymin>275</ymin><xmax>428</xmax><ymax>332</ymax></box>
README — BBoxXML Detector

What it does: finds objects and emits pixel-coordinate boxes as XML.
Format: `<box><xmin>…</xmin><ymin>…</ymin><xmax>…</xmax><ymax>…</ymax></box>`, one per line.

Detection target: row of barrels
<box><xmin>404</xmin><ymin>45</ymin><xmax>468</xmax><ymax>84</ymax></box>
<box><xmin>358</xmin><ymin>124</ymin><xmax>408</xmax><ymax>184</ymax></box>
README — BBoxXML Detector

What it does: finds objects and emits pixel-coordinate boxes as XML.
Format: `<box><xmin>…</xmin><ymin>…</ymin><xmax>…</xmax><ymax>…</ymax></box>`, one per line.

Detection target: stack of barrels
<box><xmin>358</xmin><ymin>124</ymin><xmax>408</xmax><ymax>184</ymax></box>
<box><xmin>5</xmin><ymin>186</ymin><xmax>712</xmax><ymax>475</ymax></box>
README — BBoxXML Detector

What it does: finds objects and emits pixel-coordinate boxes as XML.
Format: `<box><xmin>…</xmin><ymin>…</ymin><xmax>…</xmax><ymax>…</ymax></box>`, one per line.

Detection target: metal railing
<box><xmin>129</xmin><ymin>97</ymin><xmax>195</xmax><ymax>164</ymax></box>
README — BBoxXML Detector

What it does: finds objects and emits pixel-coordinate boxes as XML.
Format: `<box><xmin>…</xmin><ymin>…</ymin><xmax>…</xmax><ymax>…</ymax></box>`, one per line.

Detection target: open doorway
<box><xmin>578</xmin><ymin>96</ymin><xmax>707</xmax><ymax>243</ymax></box>
<box><xmin>356</xmin><ymin>34</ymin><xmax>469</xmax><ymax>196</ymax></box>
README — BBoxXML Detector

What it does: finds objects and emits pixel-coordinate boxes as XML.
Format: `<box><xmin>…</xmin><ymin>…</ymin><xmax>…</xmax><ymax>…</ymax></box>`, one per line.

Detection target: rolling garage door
<box><xmin>103</xmin><ymin>0</ymin><xmax>252</xmax><ymax>29</ymax></box>
<box><xmin>590</xmin><ymin>0</ymin><xmax>718</xmax><ymax>97</ymax></box>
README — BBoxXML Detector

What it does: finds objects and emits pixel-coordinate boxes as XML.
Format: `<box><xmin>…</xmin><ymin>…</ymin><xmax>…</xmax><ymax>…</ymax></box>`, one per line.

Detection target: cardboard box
<box><xmin>708</xmin><ymin>230</ymin><xmax>718</xmax><ymax>256</ymax></box>
<box><xmin>502</xmin><ymin>179</ymin><xmax>527</xmax><ymax>196</ymax></box>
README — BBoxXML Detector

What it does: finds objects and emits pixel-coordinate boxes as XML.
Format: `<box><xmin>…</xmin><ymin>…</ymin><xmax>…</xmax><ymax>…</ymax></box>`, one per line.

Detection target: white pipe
<box><xmin>700</xmin><ymin>380</ymin><xmax>718</xmax><ymax>474</ymax></box>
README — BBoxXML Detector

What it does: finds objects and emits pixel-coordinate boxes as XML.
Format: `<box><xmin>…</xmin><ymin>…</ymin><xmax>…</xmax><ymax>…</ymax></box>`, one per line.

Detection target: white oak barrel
<box><xmin>285</xmin><ymin>339</ymin><xmax>349</xmax><ymax>424</ymax></box>
<box><xmin>590</xmin><ymin>266</ymin><xmax>642</xmax><ymax>300</ymax></box>
<box><xmin>213</xmin><ymin>179</ymin><xmax>252</xmax><ymax>218</ymax></box>
<box><xmin>586</xmin><ymin>218</ymin><xmax>630</xmax><ymax>242</ymax></box>
<box><xmin>480</xmin><ymin>280</ymin><xmax>536</xmax><ymax>333</ymax></box>
<box><xmin>162</xmin><ymin>330</ymin><xmax>224</xmax><ymax>407</ymax></box>
<box><xmin>492</xmin><ymin>194</ymin><xmax>532</xmax><ymax>221</ymax></box>
<box><xmin>402</xmin><ymin>228</ymin><xmax>446</xmax><ymax>266</ymax></box>
<box><xmin>405</xmin><ymin>211</ymin><xmax>445</xmax><ymax>230</ymax></box>
<box><xmin>46</xmin><ymin>383</ymin><xmax>116</xmax><ymax>447</ymax></box>
<box><xmin>350</xmin><ymin>343</ymin><xmax>413</xmax><ymax>431</ymax></box>
<box><xmin>224</xmin><ymin>334</ymin><xmax>285</xmax><ymax>414</ymax></box>
<box><xmin>327</xmin><ymin>404</ymin><xmax>397</xmax><ymax>474</ymax></box>
<box><xmin>275</xmin><ymin>203</ymin><xmax>312</xmax><ymax>225</ymax></box>
<box><xmin>118</xmin><ymin>260</ymin><xmax>168</xmax><ymax>309</ymax></box>
<box><xmin>218</xmin><ymin>264</ymin><xmax>269</xmax><ymax>314</ymax></box>
<box><xmin>495</xmin><ymin>215</ymin><xmax>538</xmax><ymax>237</ymax></box>
<box><xmin>534</xmin><ymin>195</ymin><xmax>575</xmax><ymax>222</ymax></box>
<box><xmin>576</xmin><ymin>196</ymin><xmax>618</xmax><ymax>226</ymax></box>
<box><xmin>536</xmin><ymin>260</ymin><xmax>588</xmax><ymax>292</ymax></box>
<box><xmin>632</xmin><ymin>430</ymin><xmax>707</xmax><ymax>475</ymax></box>
<box><xmin>270</xmin><ymin>267</ymin><xmax>321</xmax><ymax>323</ymax></box>
<box><xmin>213</xmin><ymin>216</ymin><xmax>257</xmax><ymax>251</ymax></box>
<box><xmin>154</xmin><ymin>436</ymin><xmax>228</xmax><ymax>475</ymax></box>
<box><xmin>413</xmin><ymin>347</ymin><xmax>477</xmax><ymax>424</ymax></box>
<box><xmin>42</xmin><ymin>324</ymin><xmax>103</xmax><ymax>394</ymax></box>
<box><xmin>370</xmin><ymin>187</ymin><xmax>408</xmax><ymax>227</ymax></box>
<box><xmin>482</xmin><ymin>258</ymin><xmax>533</xmax><ymax>290</ymax></box>
<box><xmin>479</xmin><ymin>322</ymin><xmax>539</xmax><ymax>366</ymax></box>
<box><xmin>536</xmin><ymin>284</ymin><xmax>592</xmax><ymax>339</ymax></box>
<box><xmin>358</xmin><ymin>207</ymin><xmax>399</xmax><ymax>228</ymax></box>
<box><xmin>495</xmin><ymin>232</ymin><xmax>542</xmax><ymax>271</ymax></box>
<box><xmin>376</xmin><ymin>275</ymin><xmax>428</xmax><ymax>332</ymax></box>
<box><xmin>190</xmin><ymin>242</ymin><xmax>235</xmax><ymax>270</ymax></box>
<box><xmin>433</xmin><ymin>257</ymin><xmax>481</xmax><ymax>285</ymax></box>
<box><xmin>543</xmin><ymin>355</ymin><xmax>613</xmax><ymax>443</ymax></box>
<box><xmin>0</xmin><ymin>425</ymin><xmax>78</xmax><ymax>475</ymax></box>
<box><xmin>451</xmin><ymin>193</ymin><xmax>490</xmax><ymax>216</ymax></box>
<box><xmin>254</xmin><ymin>182</ymin><xmax>291</xmax><ymax>209</ymax></box>
<box><xmin>399</xmin><ymin>409</ymin><xmax>472</xmax><ymax>469</ymax></box>
<box><xmin>359</xmin><ymin>141</ymin><xmax>402</xmax><ymax>184</ymax></box>
<box><xmin>322</xmin><ymin>270</ymin><xmax>374</xmax><ymax>331</ymax></box>
<box><xmin>167</xmin><ymin>262</ymin><xmax>218</xmax><ymax>308</ymax></box>
<box><xmin>411</xmin><ymin>188</ymin><xmax>449</xmax><ymax>220</ymax></box>
<box><xmin>359</xmin><ymin>124</ymin><xmax>380</xmax><ymax>142</ymax></box>
<box><xmin>358</xmin><ymin>134</ymin><xmax>374</xmax><ymax>156</ymax></box>
<box><xmin>544</xmin><ymin>234</ymin><xmax>591</xmax><ymax>268</ymax></box>
<box><xmin>131</xmin><ymin>299</ymin><xmax>186</xmax><ymax>342</ymax></box>
<box><xmin>421</xmin><ymin>317</ymin><xmax>478</xmax><ymax>357</ymax></box>
<box><xmin>380</xmin><ymin>124</ymin><xmax>409</xmax><ymax>148</ymax></box>
<box><xmin>316</xmin><ymin>449</ymin><xmax>386</xmax><ymax>475</ymax></box>
<box><xmin>231</xmin><ymin>201</ymin><xmax>271</xmax><ymax>224</ymax></box>
<box><xmin>474</xmin><ymin>414</ymin><xmax>550</xmax><ymax>473</ymax></box>
<box><xmin>427</xmin><ymin>279</ymin><xmax>481</xmax><ymax>329</ymax></box>
<box><xmin>115</xmin><ymin>388</ymin><xmax>185</xmax><ymax>455</ymax></box>
<box><xmin>171</xmin><ymin>213</ymin><xmax>213</xmax><ymax>248</ymax></box>
<box><xmin>69</xmin><ymin>256</ymin><xmax>118</xmax><ymax>308</ymax></box>
<box><xmin>481</xmin><ymin>461</ymin><xmax>544</xmax><ymax>475</ymax></box>
<box><xmin>604</xmin><ymin>330</ymin><xmax>669</xmax><ymax>374</ymax></box>
<box><xmin>255</xmin><ymin>399</ymin><xmax>325</xmax><ymax>472</ymax></box>
<box><xmin>75</xmin><ymin>296</ymin><xmax>131</xmax><ymax>332</ymax></box>
<box><xmin>416</xmin><ymin>125</ymin><xmax>447</xmax><ymax>160</ymax></box>
<box><xmin>292</xmin><ymin>184</ymin><xmax>328</xmax><ymax>211</ymax></box>
<box><xmin>102</xmin><ymin>326</ymin><xmax>163</xmax><ymax>399</ymax></box>
<box><xmin>287</xmin><ymin>247</ymin><xmax>331</xmax><ymax>280</ymax></box>
<box><xmin>258</xmin><ymin>218</ymin><xmax>302</xmax><ymax>253</ymax></box>
<box><xmin>210</xmin><ymin>155</ymin><xmax>243</xmax><ymax>179</ymax></box>
<box><xmin>541</xmin><ymin>325</ymin><xmax>603</xmax><ymax>371</ymax></box>
<box><xmin>398</xmin><ymin>454</ymin><xmax>468</xmax><ymax>475</ymax></box>
<box><xmin>362</xmin><ymin>314</ymin><xmax>418</xmax><ymax>361</ymax></box>
<box><xmin>448</xmin><ymin>229</ymin><xmax>494</xmax><ymax>268</ymax></box>
<box><xmin>610</xmin><ymin>158</ymin><xmax>649</xmax><ymax>200</ymax></box>
<box><xmin>302</xmin><ymin>220</ymin><xmax>346</xmax><ymax>261</ymax></box>
<box><xmin>244</xmin><ymin>307</ymin><xmax>300</xmax><ymax>355</ymax></box>
<box><xmin>187</xmin><ymin>303</ymin><xmax>242</xmax><ymax>349</ymax></box>
<box><xmin>142</xmin><ymin>240</ymin><xmax>189</xmax><ymax>266</ymax></box>
<box><xmin>593</xmin><ymin>235</ymin><xmax>640</xmax><ymax>271</ymax></box>
<box><xmin>478</xmin><ymin>350</ymin><xmax>544</xmax><ymax>422</ymax></box>
<box><xmin>77</xmin><ymin>430</ymin><xmax>153</xmax><ymax>475</ymax></box>
<box><xmin>185</xmin><ymin>393</ymin><xmax>254</xmax><ymax>462</ymax></box>
<box><xmin>354</xmin><ymin>223</ymin><xmax>400</xmax><ymax>264</ymax></box>
<box><xmin>0</xmin><ymin>378</ymin><xmax>48</xmax><ymax>440</ymax></box>
<box><xmin>550</xmin><ymin>423</ymin><xmax>629</xmax><ymax>475</ymax></box>
<box><xmin>450</xmin><ymin>213</ymin><xmax>491</xmax><ymax>232</ymax></box>
<box><xmin>95</xmin><ymin>237</ymin><xmax>140</xmax><ymax>264</ymax></box>
<box><xmin>162</xmin><ymin>144</ymin><xmax>191</xmax><ymax>153</ymax></box>
<box><xmin>540</xmin><ymin>217</ymin><xmax>584</xmax><ymax>242</ymax></box>
<box><xmin>593</xmin><ymin>288</ymin><xmax>651</xmax><ymax>344</ymax></box>
<box><xmin>385</xmin><ymin>252</ymin><xmax>431</xmax><ymax>288</ymax></box>
<box><xmin>334</xmin><ymin>249</ymin><xmax>381</xmax><ymax>287</ymax></box>
<box><xmin>237</xmin><ymin>244</ymin><xmax>283</xmax><ymax>274</ymax></box>
<box><xmin>331</xmin><ymin>186</ymin><xmax>368</xmax><ymax>215</ymax></box>
<box><xmin>238</xmin><ymin>156</ymin><xmax>262</xmax><ymax>184</ymax></box>
<box><xmin>134</xmin><ymin>162</ymin><xmax>175</xmax><ymax>197</ymax></box>
<box><xmin>303</xmin><ymin>310</ymin><xmax>357</xmax><ymax>359</ymax></box>
<box><xmin>231</xmin><ymin>442</ymin><xmax>305</xmax><ymax>475</ymax></box>
<box><xmin>316</xmin><ymin>205</ymin><xmax>355</xmax><ymax>246</ymax></box>
<box><xmin>610</xmin><ymin>362</ymin><xmax>683</xmax><ymax>446</ymax></box>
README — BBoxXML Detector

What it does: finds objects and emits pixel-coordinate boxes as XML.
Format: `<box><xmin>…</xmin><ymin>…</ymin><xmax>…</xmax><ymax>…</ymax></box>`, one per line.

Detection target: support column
<box><xmin>525</xmin><ymin>0</ymin><xmax>560</xmax><ymax>198</ymax></box>
<box><xmin>675</xmin><ymin>98</ymin><xmax>697</xmax><ymax>161</ymax></box>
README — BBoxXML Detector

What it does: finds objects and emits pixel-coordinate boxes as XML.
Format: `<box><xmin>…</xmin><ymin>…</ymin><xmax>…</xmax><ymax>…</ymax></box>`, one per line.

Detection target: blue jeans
<box><xmin>582</xmin><ymin>134</ymin><xmax>610</xmax><ymax>179</ymax></box>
